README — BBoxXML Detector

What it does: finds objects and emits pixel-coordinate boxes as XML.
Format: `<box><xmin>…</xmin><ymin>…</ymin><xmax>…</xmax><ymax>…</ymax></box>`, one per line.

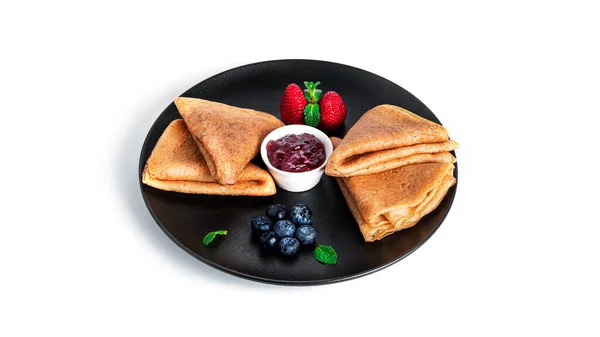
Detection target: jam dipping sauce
<box><xmin>266</xmin><ymin>133</ymin><xmax>326</xmax><ymax>172</ymax></box>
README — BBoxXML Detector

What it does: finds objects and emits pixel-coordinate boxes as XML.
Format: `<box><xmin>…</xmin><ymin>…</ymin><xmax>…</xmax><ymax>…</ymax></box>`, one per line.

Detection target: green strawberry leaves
<box><xmin>303</xmin><ymin>81</ymin><xmax>322</xmax><ymax>104</ymax></box>
<box><xmin>303</xmin><ymin>103</ymin><xmax>320</xmax><ymax>127</ymax></box>
<box><xmin>314</xmin><ymin>245</ymin><xmax>338</xmax><ymax>265</ymax></box>
<box><xmin>203</xmin><ymin>229</ymin><xmax>228</xmax><ymax>246</ymax></box>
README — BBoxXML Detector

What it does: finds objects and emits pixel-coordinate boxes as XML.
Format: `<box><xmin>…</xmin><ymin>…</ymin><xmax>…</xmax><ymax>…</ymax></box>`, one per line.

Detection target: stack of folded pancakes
<box><xmin>325</xmin><ymin>105</ymin><xmax>459</xmax><ymax>242</ymax></box>
<box><xmin>141</xmin><ymin>97</ymin><xmax>284</xmax><ymax>196</ymax></box>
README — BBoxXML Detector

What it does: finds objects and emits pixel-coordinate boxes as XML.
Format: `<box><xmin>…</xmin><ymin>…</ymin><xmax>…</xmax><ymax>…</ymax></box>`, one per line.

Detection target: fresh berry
<box><xmin>295</xmin><ymin>225</ymin><xmax>317</xmax><ymax>245</ymax></box>
<box><xmin>318</xmin><ymin>91</ymin><xmax>346</xmax><ymax>130</ymax></box>
<box><xmin>280</xmin><ymin>84</ymin><xmax>307</xmax><ymax>125</ymax></box>
<box><xmin>266</xmin><ymin>204</ymin><xmax>288</xmax><ymax>222</ymax></box>
<box><xmin>273</xmin><ymin>220</ymin><xmax>296</xmax><ymax>238</ymax></box>
<box><xmin>288</xmin><ymin>204</ymin><xmax>312</xmax><ymax>226</ymax></box>
<box><xmin>250</xmin><ymin>215</ymin><xmax>272</xmax><ymax>240</ymax></box>
<box><xmin>259</xmin><ymin>231</ymin><xmax>279</xmax><ymax>250</ymax></box>
<box><xmin>302</xmin><ymin>81</ymin><xmax>322</xmax><ymax>127</ymax></box>
<box><xmin>278</xmin><ymin>237</ymin><xmax>300</xmax><ymax>256</ymax></box>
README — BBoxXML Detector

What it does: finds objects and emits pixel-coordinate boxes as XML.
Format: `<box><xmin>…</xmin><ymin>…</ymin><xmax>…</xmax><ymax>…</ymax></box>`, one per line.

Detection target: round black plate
<box><xmin>139</xmin><ymin>59</ymin><xmax>458</xmax><ymax>285</ymax></box>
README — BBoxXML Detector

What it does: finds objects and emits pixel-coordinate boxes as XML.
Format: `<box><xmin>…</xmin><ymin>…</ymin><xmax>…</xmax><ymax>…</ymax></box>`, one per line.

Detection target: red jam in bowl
<box><xmin>266</xmin><ymin>133</ymin><xmax>326</xmax><ymax>172</ymax></box>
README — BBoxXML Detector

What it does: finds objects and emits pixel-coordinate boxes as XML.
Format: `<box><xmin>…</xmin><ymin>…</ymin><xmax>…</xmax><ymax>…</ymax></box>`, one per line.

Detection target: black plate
<box><xmin>139</xmin><ymin>59</ymin><xmax>458</xmax><ymax>285</ymax></box>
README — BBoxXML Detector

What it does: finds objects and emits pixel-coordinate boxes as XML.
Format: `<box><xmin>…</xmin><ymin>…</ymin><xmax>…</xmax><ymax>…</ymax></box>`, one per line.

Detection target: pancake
<box><xmin>325</xmin><ymin>104</ymin><xmax>459</xmax><ymax>177</ymax></box>
<box><xmin>141</xmin><ymin>119</ymin><xmax>276</xmax><ymax>196</ymax></box>
<box><xmin>331</xmin><ymin>137</ymin><xmax>456</xmax><ymax>242</ymax></box>
<box><xmin>174</xmin><ymin>97</ymin><xmax>284</xmax><ymax>185</ymax></box>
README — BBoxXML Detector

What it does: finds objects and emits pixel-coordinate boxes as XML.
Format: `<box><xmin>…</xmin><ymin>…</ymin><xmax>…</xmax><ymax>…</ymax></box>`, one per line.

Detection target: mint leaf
<box><xmin>302</xmin><ymin>81</ymin><xmax>322</xmax><ymax>103</ymax></box>
<box><xmin>303</xmin><ymin>103</ymin><xmax>320</xmax><ymax>127</ymax></box>
<box><xmin>203</xmin><ymin>229</ymin><xmax>227</xmax><ymax>246</ymax></box>
<box><xmin>313</xmin><ymin>89</ymin><xmax>322</xmax><ymax>102</ymax></box>
<box><xmin>303</xmin><ymin>89</ymin><xmax>312</xmax><ymax>102</ymax></box>
<box><xmin>314</xmin><ymin>245</ymin><xmax>337</xmax><ymax>265</ymax></box>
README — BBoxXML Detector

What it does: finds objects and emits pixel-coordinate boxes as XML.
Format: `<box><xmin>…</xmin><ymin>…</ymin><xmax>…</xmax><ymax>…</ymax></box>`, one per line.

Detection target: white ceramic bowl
<box><xmin>260</xmin><ymin>125</ymin><xmax>333</xmax><ymax>192</ymax></box>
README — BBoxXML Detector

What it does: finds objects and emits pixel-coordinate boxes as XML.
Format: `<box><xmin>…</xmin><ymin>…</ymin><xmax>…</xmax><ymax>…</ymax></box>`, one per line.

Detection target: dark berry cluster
<box><xmin>251</xmin><ymin>204</ymin><xmax>317</xmax><ymax>256</ymax></box>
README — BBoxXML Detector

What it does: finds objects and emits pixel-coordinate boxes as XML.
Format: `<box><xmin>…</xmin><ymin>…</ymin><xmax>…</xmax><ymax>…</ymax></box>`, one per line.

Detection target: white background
<box><xmin>1</xmin><ymin>1</ymin><xmax>599</xmax><ymax>336</ymax></box>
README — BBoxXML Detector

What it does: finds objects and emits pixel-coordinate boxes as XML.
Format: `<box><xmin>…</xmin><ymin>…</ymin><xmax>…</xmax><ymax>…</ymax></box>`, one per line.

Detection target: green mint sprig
<box><xmin>303</xmin><ymin>81</ymin><xmax>322</xmax><ymax>127</ymax></box>
<box><xmin>203</xmin><ymin>230</ymin><xmax>228</xmax><ymax>246</ymax></box>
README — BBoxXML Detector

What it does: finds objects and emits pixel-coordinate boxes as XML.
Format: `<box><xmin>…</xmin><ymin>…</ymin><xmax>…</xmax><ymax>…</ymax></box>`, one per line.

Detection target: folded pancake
<box><xmin>331</xmin><ymin>137</ymin><xmax>456</xmax><ymax>242</ymax></box>
<box><xmin>142</xmin><ymin>119</ymin><xmax>276</xmax><ymax>196</ymax></box>
<box><xmin>326</xmin><ymin>104</ymin><xmax>459</xmax><ymax>177</ymax></box>
<box><xmin>174</xmin><ymin>97</ymin><xmax>284</xmax><ymax>185</ymax></box>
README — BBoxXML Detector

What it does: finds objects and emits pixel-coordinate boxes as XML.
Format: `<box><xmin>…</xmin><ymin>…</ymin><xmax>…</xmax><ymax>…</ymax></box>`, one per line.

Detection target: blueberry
<box><xmin>295</xmin><ymin>225</ymin><xmax>317</xmax><ymax>245</ymax></box>
<box><xmin>278</xmin><ymin>237</ymin><xmax>300</xmax><ymax>256</ymax></box>
<box><xmin>259</xmin><ymin>231</ymin><xmax>278</xmax><ymax>250</ymax></box>
<box><xmin>250</xmin><ymin>215</ymin><xmax>272</xmax><ymax>240</ymax></box>
<box><xmin>288</xmin><ymin>204</ymin><xmax>313</xmax><ymax>226</ymax></box>
<box><xmin>273</xmin><ymin>220</ymin><xmax>295</xmax><ymax>238</ymax></box>
<box><xmin>266</xmin><ymin>204</ymin><xmax>288</xmax><ymax>222</ymax></box>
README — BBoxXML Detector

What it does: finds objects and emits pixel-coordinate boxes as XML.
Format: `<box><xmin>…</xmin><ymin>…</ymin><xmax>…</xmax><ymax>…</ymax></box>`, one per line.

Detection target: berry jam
<box><xmin>266</xmin><ymin>133</ymin><xmax>326</xmax><ymax>172</ymax></box>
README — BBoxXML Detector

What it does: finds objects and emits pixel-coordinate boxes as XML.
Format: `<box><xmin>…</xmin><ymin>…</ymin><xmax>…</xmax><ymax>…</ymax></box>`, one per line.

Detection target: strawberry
<box><xmin>318</xmin><ymin>91</ymin><xmax>347</xmax><ymax>130</ymax></box>
<box><xmin>280</xmin><ymin>83</ymin><xmax>307</xmax><ymax>125</ymax></box>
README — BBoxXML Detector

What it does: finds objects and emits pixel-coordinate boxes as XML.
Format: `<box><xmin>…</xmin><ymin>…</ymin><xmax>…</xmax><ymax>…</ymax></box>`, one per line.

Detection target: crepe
<box><xmin>325</xmin><ymin>104</ymin><xmax>459</xmax><ymax>177</ymax></box>
<box><xmin>142</xmin><ymin>119</ymin><xmax>276</xmax><ymax>196</ymax></box>
<box><xmin>174</xmin><ymin>97</ymin><xmax>284</xmax><ymax>185</ymax></box>
<box><xmin>331</xmin><ymin>137</ymin><xmax>456</xmax><ymax>242</ymax></box>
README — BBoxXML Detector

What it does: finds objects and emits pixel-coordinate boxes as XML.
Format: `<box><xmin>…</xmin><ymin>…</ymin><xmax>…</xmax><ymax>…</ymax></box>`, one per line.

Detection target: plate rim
<box><xmin>138</xmin><ymin>58</ymin><xmax>459</xmax><ymax>286</ymax></box>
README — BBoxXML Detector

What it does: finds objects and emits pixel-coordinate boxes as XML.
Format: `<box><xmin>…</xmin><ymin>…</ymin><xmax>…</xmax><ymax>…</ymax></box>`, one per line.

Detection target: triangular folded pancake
<box><xmin>331</xmin><ymin>137</ymin><xmax>456</xmax><ymax>242</ymax></box>
<box><xmin>142</xmin><ymin>119</ymin><xmax>276</xmax><ymax>196</ymax></box>
<box><xmin>325</xmin><ymin>104</ymin><xmax>459</xmax><ymax>177</ymax></box>
<box><xmin>174</xmin><ymin>97</ymin><xmax>284</xmax><ymax>185</ymax></box>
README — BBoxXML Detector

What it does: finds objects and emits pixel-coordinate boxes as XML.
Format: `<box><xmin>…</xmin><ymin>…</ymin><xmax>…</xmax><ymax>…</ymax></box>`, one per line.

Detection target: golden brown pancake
<box><xmin>331</xmin><ymin>137</ymin><xmax>456</xmax><ymax>242</ymax></box>
<box><xmin>326</xmin><ymin>104</ymin><xmax>459</xmax><ymax>177</ymax></box>
<box><xmin>174</xmin><ymin>97</ymin><xmax>284</xmax><ymax>185</ymax></box>
<box><xmin>141</xmin><ymin>119</ymin><xmax>276</xmax><ymax>196</ymax></box>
